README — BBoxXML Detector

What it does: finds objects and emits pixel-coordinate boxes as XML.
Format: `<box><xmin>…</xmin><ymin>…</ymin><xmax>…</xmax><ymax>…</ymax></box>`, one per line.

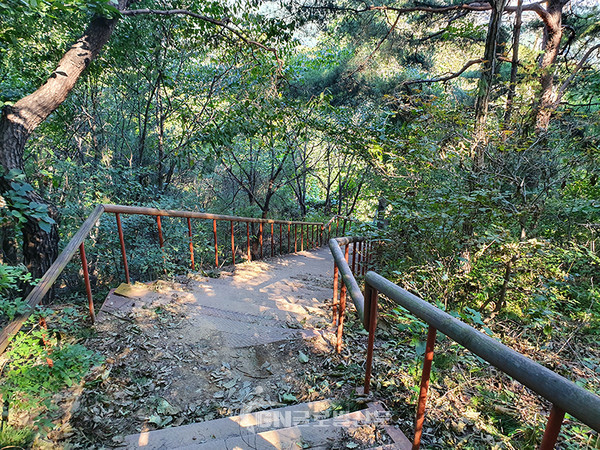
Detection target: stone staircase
<box><xmin>93</xmin><ymin>248</ymin><xmax>411</xmax><ymax>449</ymax></box>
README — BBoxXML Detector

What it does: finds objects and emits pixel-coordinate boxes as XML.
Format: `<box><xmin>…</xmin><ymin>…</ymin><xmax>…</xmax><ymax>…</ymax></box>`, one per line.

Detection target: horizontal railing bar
<box><xmin>0</xmin><ymin>205</ymin><xmax>105</xmax><ymax>354</ymax></box>
<box><xmin>102</xmin><ymin>204</ymin><xmax>322</xmax><ymax>226</ymax></box>
<box><xmin>329</xmin><ymin>237</ymin><xmax>367</xmax><ymax>327</ymax></box>
<box><xmin>365</xmin><ymin>270</ymin><xmax>600</xmax><ymax>433</ymax></box>
<box><xmin>332</xmin><ymin>236</ymin><xmax>365</xmax><ymax>246</ymax></box>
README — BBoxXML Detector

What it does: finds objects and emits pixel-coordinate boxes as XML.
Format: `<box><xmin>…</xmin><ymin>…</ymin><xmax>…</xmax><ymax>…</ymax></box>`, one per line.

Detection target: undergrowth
<box><xmin>0</xmin><ymin>302</ymin><xmax>102</xmax><ymax>448</ymax></box>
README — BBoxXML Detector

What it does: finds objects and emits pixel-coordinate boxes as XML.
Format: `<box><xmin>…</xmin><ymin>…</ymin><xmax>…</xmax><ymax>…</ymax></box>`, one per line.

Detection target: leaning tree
<box><xmin>0</xmin><ymin>0</ymin><xmax>288</xmax><ymax>281</ymax></box>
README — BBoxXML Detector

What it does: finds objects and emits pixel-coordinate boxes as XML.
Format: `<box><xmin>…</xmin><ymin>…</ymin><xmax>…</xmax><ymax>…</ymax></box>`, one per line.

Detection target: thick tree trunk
<box><xmin>1</xmin><ymin>223</ymin><xmax>18</xmax><ymax>265</ymax></box>
<box><xmin>533</xmin><ymin>0</ymin><xmax>566</xmax><ymax>133</ymax></box>
<box><xmin>0</xmin><ymin>11</ymin><xmax>124</xmax><ymax>281</ymax></box>
<box><xmin>22</xmin><ymin>194</ymin><xmax>60</xmax><ymax>283</ymax></box>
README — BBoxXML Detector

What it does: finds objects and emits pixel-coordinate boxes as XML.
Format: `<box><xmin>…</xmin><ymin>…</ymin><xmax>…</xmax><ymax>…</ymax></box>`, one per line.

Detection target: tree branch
<box><xmin>403</xmin><ymin>58</ymin><xmax>484</xmax><ymax>85</ymax></box>
<box><xmin>346</xmin><ymin>11</ymin><xmax>401</xmax><ymax>79</ymax></box>
<box><xmin>303</xmin><ymin>2</ymin><xmax>547</xmax><ymax>17</ymax></box>
<box><xmin>416</xmin><ymin>11</ymin><xmax>469</xmax><ymax>43</ymax></box>
<box><xmin>121</xmin><ymin>9</ymin><xmax>281</xmax><ymax>66</ymax></box>
<box><xmin>553</xmin><ymin>43</ymin><xmax>600</xmax><ymax>107</ymax></box>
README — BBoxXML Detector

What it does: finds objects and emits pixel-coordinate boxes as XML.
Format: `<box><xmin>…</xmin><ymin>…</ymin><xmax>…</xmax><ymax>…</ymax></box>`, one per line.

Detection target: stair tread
<box><xmin>176</xmin><ymin>406</ymin><xmax>379</xmax><ymax>449</ymax></box>
<box><xmin>123</xmin><ymin>399</ymin><xmax>336</xmax><ymax>449</ymax></box>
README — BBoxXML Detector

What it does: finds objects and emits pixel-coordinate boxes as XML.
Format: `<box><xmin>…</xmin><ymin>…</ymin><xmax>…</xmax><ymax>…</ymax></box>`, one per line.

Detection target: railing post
<box><xmin>79</xmin><ymin>243</ymin><xmax>95</xmax><ymax>323</ymax></box>
<box><xmin>364</xmin><ymin>241</ymin><xmax>369</xmax><ymax>275</ymax></box>
<box><xmin>358</xmin><ymin>240</ymin><xmax>363</xmax><ymax>275</ymax></box>
<box><xmin>336</xmin><ymin>218</ymin><xmax>339</xmax><ymax>236</ymax></box>
<box><xmin>301</xmin><ymin>224</ymin><xmax>304</xmax><ymax>251</ymax></box>
<box><xmin>413</xmin><ymin>325</ymin><xmax>438</xmax><ymax>450</ymax></box>
<box><xmin>539</xmin><ymin>405</ymin><xmax>566</xmax><ymax>450</ymax></box>
<box><xmin>271</xmin><ymin>223</ymin><xmax>274</xmax><ymax>257</ymax></box>
<box><xmin>336</xmin><ymin>281</ymin><xmax>347</xmax><ymax>353</ymax></box>
<box><xmin>259</xmin><ymin>222</ymin><xmax>263</xmax><ymax>259</ymax></box>
<box><xmin>279</xmin><ymin>223</ymin><xmax>282</xmax><ymax>254</ymax></box>
<box><xmin>188</xmin><ymin>218</ymin><xmax>195</xmax><ymax>271</ymax></box>
<box><xmin>115</xmin><ymin>213</ymin><xmax>130</xmax><ymax>284</ymax></box>
<box><xmin>213</xmin><ymin>219</ymin><xmax>219</xmax><ymax>267</ymax></box>
<box><xmin>156</xmin><ymin>216</ymin><xmax>164</xmax><ymax>248</ymax></box>
<box><xmin>332</xmin><ymin>263</ymin><xmax>339</xmax><ymax>325</ymax></box>
<box><xmin>230</xmin><ymin>221</ymin><xmax>235</xmax><ymax>265</ymax></box>
<box><xmin>364</xmin><ymin>282</ymin><xmax>378</xmax><ymax>394</ymax></box>
<box><xmin>351</xmin><ymin>241</ymin><xmax>357</xmax><ymax>274</ymax></box>
<box><xmin>247</xmin><ymin>222</ymin><xmax>251</xmax><ymax>261</ymax></box>
<box><xmin>294</xmin><ymin>224</ymin><xmax>297</xmax><ymax>252</ymax></box>
<box><xmin>336</xmin><ymin>244</ymin><xmax>350</xmax><ymax>353</ymax></box>
<box><xmin>287</xmin><ymin>223</ymin><xmax>291</xmax><ymax>254</ymax></box>
<box><xmin>320</xmin><ymin>225</ymin><xmax>324</xmax><ymax>247</ymax></box>
<box><xmin>342</xmin><ymin>218</ymin><xmax>347</xmax><ymax>235</ymax></box>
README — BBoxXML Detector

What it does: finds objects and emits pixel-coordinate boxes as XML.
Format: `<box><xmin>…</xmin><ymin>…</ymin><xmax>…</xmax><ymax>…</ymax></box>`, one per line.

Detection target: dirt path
<box><xmin>69</xmin><ymin>248</ymin><xmax>340</xmax><ymax>447</ymax></box>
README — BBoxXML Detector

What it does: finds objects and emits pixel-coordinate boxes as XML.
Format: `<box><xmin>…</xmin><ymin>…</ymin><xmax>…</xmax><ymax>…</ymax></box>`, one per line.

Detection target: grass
<box><xmin>0</xmin><ymin>424</ymin><xmax>35</xmax><ymax>448</ymax></box>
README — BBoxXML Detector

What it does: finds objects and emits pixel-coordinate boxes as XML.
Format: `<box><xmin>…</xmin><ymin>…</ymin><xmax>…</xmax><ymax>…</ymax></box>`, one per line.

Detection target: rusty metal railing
<box><xmin>103</xmin><ymin>205</ymin><xmax>327</xmax><ymax>283</ymax></box>
<box><xmin>329</xmin><ymin>236</ymin><xmax>600</xmax><ymax>450</ymax></box>
<box><xmin>0</xmin><ymin>204</ymin><xmax>346</xmax><ymax>355</ymax></box>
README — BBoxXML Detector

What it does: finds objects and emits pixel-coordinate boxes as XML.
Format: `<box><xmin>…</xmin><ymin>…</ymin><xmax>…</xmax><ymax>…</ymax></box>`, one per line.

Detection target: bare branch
<box><xmin>303</xmin><ymin>2</ymin><xmax>547</xmax><ymax>17</ymax></box>
<box><xmin>403</xmin><ymin>58</ymin><xmax>484</xmax><ymax>85</ymax></box>
<box><xmin>554</xmin><ymin>44</ymin><xmax>600</xmax><ymax>107</ymax></box>
<box><xmin>416</xmin><ymin>11</ymin><xmax>469</xmax><ymax>43</ymax></box>
<box><xmin>346</xmin><ymin>12</ymin><xmax>402</xmax><ymax>79</ymax></box>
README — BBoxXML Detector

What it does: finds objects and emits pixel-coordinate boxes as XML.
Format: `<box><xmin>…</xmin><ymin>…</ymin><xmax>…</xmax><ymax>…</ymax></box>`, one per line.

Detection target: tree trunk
<box><xmin>472</xmin><ymin>0</ymin><xmax>508</xmax><ymax>170</ymax></box>
<box><xmin>375</xmin><ymin>197</ymin><xmax>388</xmax><ymax>230</ymax></box>
<box><xmin>22</xmin><ymin>193</ymin><xmax>60</xmax><ymax>284</ymax></box>
<box><xmin>503</xmin><ymin>0</ymin><xmax>523</xmax><ymax>125</ymax></box>
<box><xmin>156</xmin><ymin>78</ymin><xmax>165</xmax><ymax>191</ymax></box>
<box><xmin>0</xmin><ymin>9</ymin><xmax>125</xmax><ymax>280</ymax></box>
<box><xmin>1</xmin><ymin>222</ymin><xmax>18</xmax><ymax>265</ymax></box>
<box><xmin>533</xmin><ymin>0</ymin><xmax>566</xmax><ymax>133</ymax></box>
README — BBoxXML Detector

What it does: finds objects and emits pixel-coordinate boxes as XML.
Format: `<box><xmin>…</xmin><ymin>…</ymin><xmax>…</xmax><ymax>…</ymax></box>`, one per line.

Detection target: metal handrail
<box><xmin>102</xmin><ymin>204</ymin><xmax>324</xmax><ymax>225</ymax></box>
<box><xmin>328</xmin><ymin>235</ymin><xmax>600</xmax><ymax>449</ymax></box>
<box><xmin>0</xmin><ymin>204</ymin><xmax>340</xmax><ymax>354</ymax></box>
<box><xmin>328</xmin><ymin>236</ymin><xmax>367</xmax><ymax>326</ymax></box>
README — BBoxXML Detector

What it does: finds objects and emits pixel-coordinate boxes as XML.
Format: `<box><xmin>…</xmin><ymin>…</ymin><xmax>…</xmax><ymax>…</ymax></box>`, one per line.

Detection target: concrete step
<box><xmin>177</xmin><ymin>406</ymin><xmax>379</xmax><ymax>450</ymax></box>
<box><xmin>124</xmin><ymin>401</ymin><xmax>407</xmax><ymax>450</ymax></box>
<box><xmin>367</xmin><ymin>445</ymin><xmax>406</xmax><ymax>449</ymax></box>
<box><xmin>123</xmin><ymin>399</ymin><xmax>335</xmax><ymax>449</ymax></box>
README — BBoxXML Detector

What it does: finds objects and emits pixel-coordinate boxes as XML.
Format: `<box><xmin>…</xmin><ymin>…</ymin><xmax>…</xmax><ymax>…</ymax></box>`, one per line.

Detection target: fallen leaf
<box><xmin>298</xmin><ymin>351</ymin><xmax>309</xmax><ymax>364</ymax></box>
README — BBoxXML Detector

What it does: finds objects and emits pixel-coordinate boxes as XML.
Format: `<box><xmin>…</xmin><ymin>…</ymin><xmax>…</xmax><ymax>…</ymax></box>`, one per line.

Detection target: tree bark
<box><xmin>472</xmin><ymin>0</ymin><xmax>508</xmax><ymax>170</ymax></box>
<box><xmin>0</xmin><ymin>8</ymin><xmax>126</xmax><ymax>281</ymax></box>
<box><xmin>533</xmin><ymin>0</ymin><xmax>567</xmax><ymax>133</ymax></box>
<box><xmin>503</xmin><ymin>0</ymin><xmax>523</xmax><ymax>125</ymax></box>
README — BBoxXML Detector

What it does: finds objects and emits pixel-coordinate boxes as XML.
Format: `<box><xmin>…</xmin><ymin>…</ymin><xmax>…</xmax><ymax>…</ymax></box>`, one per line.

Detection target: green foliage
<box><xmin>0</xmin><ymin>263</ymin><xmax>33</xmax><ymax>322</ymax></box>
<box><xmin>2</xmin><ymin>169</ymin><xmax>55</xmax><ymax>232</ymax></box>
<box><xmin>0</xmin><ymin>424</ymin><xmax>35</xmax><ymax>448</ymax></box>
<box><xmin>1</xmin><ymin>307</ymin><xmax>103</xmax><ymax>436</ymax></box>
